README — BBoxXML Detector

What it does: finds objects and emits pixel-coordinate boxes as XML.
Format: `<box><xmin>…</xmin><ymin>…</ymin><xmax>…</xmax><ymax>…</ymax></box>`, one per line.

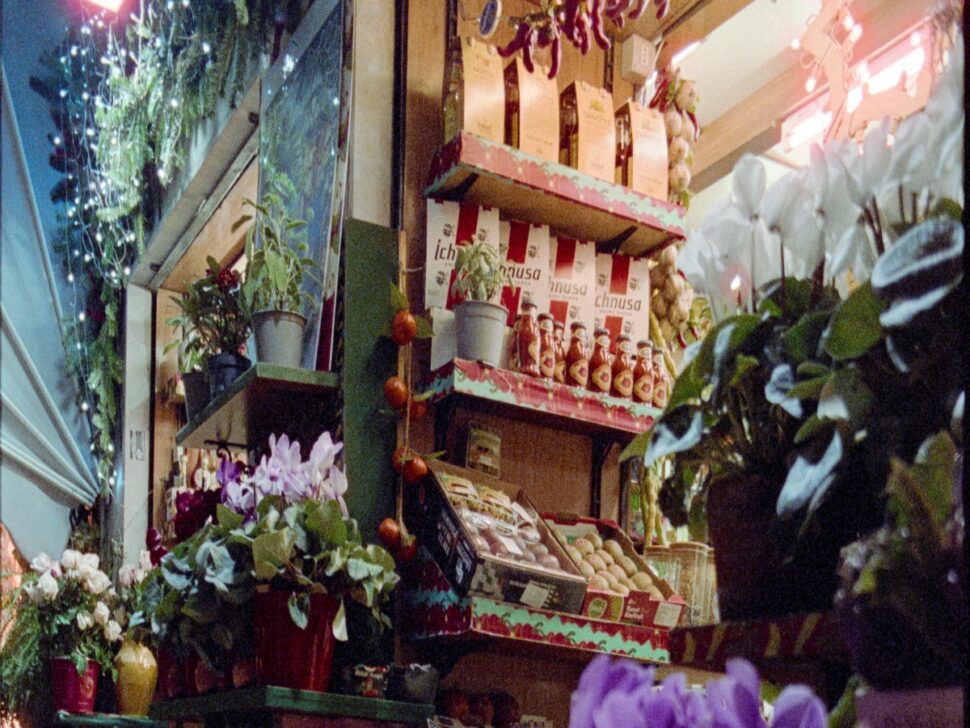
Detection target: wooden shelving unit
<box><xmin>425</xmin><ymin>131</ymin><xmax>686</xmax><ymax>256</ymax></box>
<box><xmin>151</xmin><ymin>685</ymin><xmax>434</xmax><ymax>726</ymax></box>
<box><xmin>176</xmin><ymin>363</ymin><xmax>340</xmax><ymax>450</ymax></box>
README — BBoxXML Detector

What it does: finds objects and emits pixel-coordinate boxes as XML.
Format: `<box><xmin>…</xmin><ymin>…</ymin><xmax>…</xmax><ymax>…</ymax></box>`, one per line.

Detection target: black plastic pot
<box><xmin>182</xmin><ymin>370</ymin><xmax>210</xmax><ymax>420</ymax></box>
<box><xmin>206</xmin><ymin>353</ymin><xmax>251</xmax><ymax>399</ymax></box>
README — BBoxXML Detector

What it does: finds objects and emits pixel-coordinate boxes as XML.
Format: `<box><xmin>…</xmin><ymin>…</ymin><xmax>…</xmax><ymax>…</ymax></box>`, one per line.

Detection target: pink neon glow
<box><xmin>83</xmin><ymin>0</ymin><xmax>123</xmax><ymax>11</ymax></box>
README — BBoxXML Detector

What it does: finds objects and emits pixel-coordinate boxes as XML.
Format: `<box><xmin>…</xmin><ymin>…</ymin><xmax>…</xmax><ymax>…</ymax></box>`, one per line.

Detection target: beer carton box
<box><xmin>548</xmin><ymin>237</ymin><xmax>596</xmax><ymax>333</ymax></box>
<box><xmin>505</xmin><ymin>58</ymin><xmax>560</xmax><ymax>162</ymax></box>
<box><xmin>616</xmin><ymin>101</ymin><xmax>669</xmax><ymax>199</ymax></box>
<box><xmin>594</xmin><ymin>253</ymin><xmax>651</xmax><ymax>350</ymax></box>
<box><xmin>444</xmin><ymin>37</ymin><xmax>505</xmax><ymax>145</ymax></box>
<box><xmin>498</xmin><ymin>220</ymin><xmax>550</xmax><ymax>326</ymax></box>
<box><xmin>560</xmin><ymin>81</ymin><xmax>616</xmax><ymax>182</ymax></box>
<box><xmin>425</xmin><ymin>198</ymin><xmax>500</xmax><ymax>311</ymax></box>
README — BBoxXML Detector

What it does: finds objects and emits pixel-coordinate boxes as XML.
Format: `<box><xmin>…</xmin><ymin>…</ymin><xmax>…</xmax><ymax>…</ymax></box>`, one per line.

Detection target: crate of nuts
<box><xmin>544</xmin><ymin>513</ymin><xmax>685</xmax><ymax>629</ymax></box>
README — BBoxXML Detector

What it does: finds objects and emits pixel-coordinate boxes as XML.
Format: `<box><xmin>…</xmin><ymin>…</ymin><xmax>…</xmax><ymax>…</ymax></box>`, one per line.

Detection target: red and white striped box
<box><xmin>498</xmin><ymin>220</ymin><xmax>550</xmax><ymax>326</ymax></box>
<box><xmin>594</xmin><ymin>253</ymin><xmax>651</xmax><ymax>351</ymax></box>
<box><xmin>547</xmin><ymin>237</ymin><xmax>597</xmax><ymax>332</ymax></box>
<box><xmin>425</xmin><ymin>198</ymin><xmax>500</xmax><ymax>311</ymax></box>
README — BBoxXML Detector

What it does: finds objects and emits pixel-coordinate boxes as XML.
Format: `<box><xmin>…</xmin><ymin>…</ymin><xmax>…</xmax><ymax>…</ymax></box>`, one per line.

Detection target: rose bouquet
<box><xmin>569</xmin><ymin>655</ymin><xmax>826</xmax><ymax>728</ymax></box>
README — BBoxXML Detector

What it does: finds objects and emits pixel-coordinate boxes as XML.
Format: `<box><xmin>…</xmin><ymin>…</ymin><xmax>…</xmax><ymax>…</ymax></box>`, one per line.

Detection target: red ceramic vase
<box><xmin>50</xmin><ymin>657</ymin><xmax>99</xmax><ymax>714</ymax></box>
<box><xmin>253</xmin><ymin>590</ymin><xmax>339</xmax><ymax>692</ymax></box>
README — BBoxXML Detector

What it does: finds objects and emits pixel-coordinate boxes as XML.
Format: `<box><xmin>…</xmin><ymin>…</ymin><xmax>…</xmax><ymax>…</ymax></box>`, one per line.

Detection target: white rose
<box><xmin>36</xmin><ymin>571</ymin><xmax>59</xmax><ymax>601</ymax></box>
<box><xmin>93</xmin><ymin>601</ymin><xmax>110</xmax><ymax>626</ymax></box>
<box><xmin>76</xmin><ymin>611</ymin><xmax>94</xmax><ymax>630</ymax></box>
<box><xmin>30</xmin><ymin>553</ymin><xmax>56</xmax><ymax>575</ymax></box>
<box><xmin>84</xmin><ymin>570</ymin><xmax>112</xmax><ymax>595</ymax></box>
<box><xmin>77</xmin><ymin>561</ymin><xmax>96</xmax><ymax>581</ymax></box>
<box><xmin>137</xmin><ymin>550</ymin><xmax>153</xmax><ymax>573</ymax></box>
<box><xmin>80</xmin><ymin>553</ymin><xmax>100</xmax><ymax>572</ymax></box>
<box><xmin>103</xmin><ymin>619</ymin><xmax>123</xmax><ymax>642</ymax></box>
<box><xmin>61</xmin><ymin>549</ymin><xmax>82</xmax><ymax>571</ymax></box>
<box><xmin>118</xmin><ymin>565</ymin><xmax>137</xmax><ymax>588</ymax></box>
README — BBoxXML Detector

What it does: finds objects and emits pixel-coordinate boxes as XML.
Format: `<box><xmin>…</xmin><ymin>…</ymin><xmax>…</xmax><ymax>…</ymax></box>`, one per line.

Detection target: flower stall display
<box><xmin>20</xmin><ymin>550</ymin><xmax>122</xmax><ymax>714</ymax></box>
<box><xmin>216</xmin><ymin>431</ymin><xmax>400</xmax><ymax>692</ymax></box>
<box><xmin>568</xmin><ymin>654</ymin><xmax>826</xmax><ymax>728</ymax></box>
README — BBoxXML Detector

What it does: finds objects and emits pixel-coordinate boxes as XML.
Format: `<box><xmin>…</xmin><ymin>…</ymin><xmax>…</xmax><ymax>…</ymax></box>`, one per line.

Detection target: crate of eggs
<box><xmin>546</xmin><ymin>515</ymin><xmax>685</xmax><ymax>629</ymax></box>
<box><xmin>407</xmin><ymin>460</ymin><xmax>588</xmax><ymax>614</ymax></box>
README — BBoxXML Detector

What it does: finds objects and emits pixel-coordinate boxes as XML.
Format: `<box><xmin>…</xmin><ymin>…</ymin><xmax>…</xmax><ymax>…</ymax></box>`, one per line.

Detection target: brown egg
<box><xmin>586</xmin><ymin>554</ymin><xmax>607</xmax><ymax>572</ymax></box>
<box><xmin>594</xmin><ymin>549</ymin><xmax>615</xmax><ymax>567</ymax></box>
<box><xmin>589</xmin><ymin>574</ymin><xmax>610</xmax><ymax>591</ymax></box>
<box><xmin>574</xmin><ymin>538</ymin><xmax>595</xmax><ymax>556</ymax></box>
<box><xmin>603</xmin><ymin>540</ymin><xmax>625</xmax><ymax>561</ymax></box>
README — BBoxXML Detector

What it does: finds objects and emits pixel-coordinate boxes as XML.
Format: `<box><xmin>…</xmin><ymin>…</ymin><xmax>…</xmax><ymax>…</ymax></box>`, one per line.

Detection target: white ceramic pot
<box><xmin>454</xmin><ymin>300</ymin><xmax>508</xmax><ymax>366</ymax></box>
<box><xmin>252</xmin><ymin>310</ymin><xmax>306</xmax><ymax>368</ymax></box>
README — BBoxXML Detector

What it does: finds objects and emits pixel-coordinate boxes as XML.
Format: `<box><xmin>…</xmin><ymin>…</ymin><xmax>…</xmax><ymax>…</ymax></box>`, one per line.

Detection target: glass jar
<box><xmin>515</xmin><ymin>302</ymin><xmax>541</xmax><ymax>377</ymax></box>
<box><xmin>537</xmin><ymin>313</ymin><xmax>556</xmax><ymax>381</ymax></box>
<box><xmin>565</xmin><ymin>322</ymin><xmax>589</xmax><ymax>388</ymax></box>
<box><xmin>651</xmin><ymin>347</ymin><xmax>669</xmax><ymax>409</ymax></box>
<box><xmin>588</xmin><ymin>328</ymin><xmax>613</xmax><ymax>395</ymax></box>
<box><xmin>632</xmin><ymin>340</ymin><xmax>654</xmax><ymax>404</ymax></box>
<box><xmin>611</xmin><ymin>335</ymin><xmax>634</xmax><ymax>399</ymax></box>
<box><xmin>553</xmin><ymin>320</ymin><xmax>568</xmax><ymax>384</ymax></box>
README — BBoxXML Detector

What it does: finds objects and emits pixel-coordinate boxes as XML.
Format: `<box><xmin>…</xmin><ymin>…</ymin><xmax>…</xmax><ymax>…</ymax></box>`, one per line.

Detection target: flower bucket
<box><xmin>155</xmin><ymin>648</ymin><xmax>183</xmax><ymax>700</ymax></box>
<box><xmin>454</xmin><ymin>300</ymin><xmax>508</xmax><ymax>367</ymax></box>
<box><xmin>182</xmin><ymin>370</ymin><xmax>210</xmax><ymax>420</ymax></box>
<box><xmin>253</xmin><ymin>590</ymin><xmax>339</xmax><ymax>692</ymax></box>
<box><xmin>182</xmin><ymin>653</ymin><xmax>225</xmax><ymax>696</ymax></box>
<box><xmin>114</xmin><ymin>639</ymin><xmax>157</xmax><ymax>716</ymax></box>
<box><xmin>206</xmin><ymin>353</ymin><xmax>251</xmax><ymax>399</ymax></box>
<box><xmin>252</xmin><ymin>310</ymin><xmax>306</xmax><ymax>368</ymax></box>
<box><xmin>51</xmin><ymin>657</ymin><xmax>99</xmax><ymax>714</ymax></box>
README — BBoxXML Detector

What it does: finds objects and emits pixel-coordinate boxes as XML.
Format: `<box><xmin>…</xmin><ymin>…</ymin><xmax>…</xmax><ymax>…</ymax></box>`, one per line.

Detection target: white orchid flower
<box><xmin>83</xmin><ymin>569</ymin><xmax>112</xmax><ymax>595</ymax></box>
<box><xmin>93</xmin><ymin>601</ymin><xmax>111</xmax><ymax>626</ymax></box>
<box><xmin>36</xmin><ymin>570</ymin><xmax>59</xmax><ymax>601</ymax></box>
<box><xmin>761</xmin><ymin>169</ymin><xmax>820</xmax><ymax>279</ymax></box>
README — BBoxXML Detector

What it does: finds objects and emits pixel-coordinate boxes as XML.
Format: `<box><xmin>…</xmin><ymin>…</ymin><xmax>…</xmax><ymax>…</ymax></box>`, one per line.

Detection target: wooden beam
<box><xmin>691</xmin><ymin>0</ymin><xmax>933</xmax><ymax>191</ymax></box>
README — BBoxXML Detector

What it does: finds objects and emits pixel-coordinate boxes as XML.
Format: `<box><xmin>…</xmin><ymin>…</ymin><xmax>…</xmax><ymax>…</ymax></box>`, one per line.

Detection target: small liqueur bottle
<box><xmin>611</xmin><ymin>335</ymin><xmax>634</xmax><ymax>400</ymax></box>
<box><xmin>553</xmin><ymin>320</ymin><xmax>568</xmax><ymax>384</ymax></box>
<box><xmin>588</xmin><ymin>328</ymin><xmax>613</xmax><ymax>395</ymax></box>
<box><xmin>559</xmin><ymin>85</ymin><xmax>578</xmax><ymax>168</ymax></box>
<box><xmin>565</xmin><ymin>322</ymin><xmax>589</xmax><ymax>388</ymax></box>
<box><xmin>537</xmin><ymin>313</ymin><xmax>556</xmax><ymax>381</ymax></box>
<box><xmin>632</xmin><ymin>340</ymin><xmax>655</xmax><ymax>404</ymax></box>
<box><xmin>515</xmin><ymin>301</ymin><xmax>541</xmax><ymax>377</ymax></box>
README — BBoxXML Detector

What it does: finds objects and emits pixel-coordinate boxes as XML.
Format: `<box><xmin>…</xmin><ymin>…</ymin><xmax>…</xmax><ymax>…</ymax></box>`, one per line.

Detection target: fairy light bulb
<box><xmin>790</xmin><ymin>37</ymin><xmax>801</xmax><ymax>51</ymax></box>
<box><xmin>78</xmin><ymin>311</ymin><xmax>86</xmax><ymax>322</ymax></box>
<box><xmin>81</xmin><ymin>401</ymin><xmax>90</xmax><ymax>412</ymax></box>
<box><xmin>842</xmin><ymin>12</ymin><xmax>854</xmax><ymax>31</ymax></box>
<box><xmin>805</xmin><ymin>75</ymin><xmax>818</xmax><ymax>93</ymax></box>
<box><xmin>123</xmin><ymin>266</ymin><xmax>131</xmax><ymax>276</ymax></box>
<box><xmin>849</xmin><ymin>24</ymin><xmax>862</xmax><ymax>43</ymax></box>
<box><xmin>67</xmin><ymin>272</ymin><xmax>75</xmax><ymax>283</ymax></box>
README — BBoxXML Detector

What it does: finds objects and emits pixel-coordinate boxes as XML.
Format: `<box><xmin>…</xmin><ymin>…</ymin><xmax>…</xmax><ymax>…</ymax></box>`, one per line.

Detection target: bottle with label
<box><xmin>632</xmin><ymin>340</ymin><xmax>655</xmax><ymax>404</ymax></box>
<box><xmin>553</xmin><ymin>320</ymin><xmax>568</xmax><ymax>384</ymax></box>
<box><xmin>508</xmin><ymin>313</ymin><xmax>521</xmax><ymax>371</ymax></box>
<box><xmin>565</xmin><ymin>322</ymin><xmax>589</xmax><ymax>388</ymax></box>
<box><xmin>588</xmin><ymin>328</ymin><xmax>613</xmax><ymax>395</ymax></box>
<box><xmin>559</xmin><ymin>86</ymin><xmax>578</xmax><ymax>167</ymax></box>
<box><xmin>615</xmin><ymin>111</ymin><xmax>631</xmax><ymax>185</ymax></box>
<box><xmin>651</xmin><ymin>346</ymin><xmax>669</xmax><ymax>408</ymax></box>
<box><xmin>504</xmin><ymin>62</ymin><xmax>520</xmax><ymax>149</ymax></box>
<box><xmin>442</xmin><ymin>38</ymin><xmax>464</xmax><ymax>145</ymax></box>
<box><xmin>537</xmin><ymin>313</ymin><xmax>556</xmax><ymax>381</ymax></box>
<box><xmin>611</xmin><ymin>335</ymin><xmax>634</xmax><ymax>399</ymax></box>
<box><xmin>515</xmin><ymin>301</ymin><xmax>541</xmax><ymax>377</ymax></box>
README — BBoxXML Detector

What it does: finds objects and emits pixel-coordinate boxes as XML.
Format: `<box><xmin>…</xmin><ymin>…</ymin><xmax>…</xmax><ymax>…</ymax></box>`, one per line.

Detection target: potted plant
<box><xmin>112</xmin><ymin>551</ymin><xmax>159</xmax><ymax>716</ymax></box>
<box><xmin>164</xmin><ymin>290</ymin><xmax>211</xmax><ymax>419</ymax></box>
<box><xmin>218</xmin><ymin>431</ymin><xmax>400</xmax><ymax>692</ymax></box>
<box><xmin>10</xmin><ymin>550</ymin><xmax>123</xmax><ymax>714</ymax></box>
<box><xmin>196</xmin><ymin>258</ymin><xmax>252</xmax><ymax>396</ymax></box>
<box><xmin>236</xmin><ymin>182</ymin><xmax>322</xmax><ymax>368</ymax></box>
<box><xmin>451</xmin><ymin>240</ymin><xmax>512</xmax><ymax>366</ymax></box>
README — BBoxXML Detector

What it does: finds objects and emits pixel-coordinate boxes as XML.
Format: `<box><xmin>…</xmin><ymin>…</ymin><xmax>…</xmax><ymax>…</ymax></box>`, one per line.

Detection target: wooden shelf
<box><xmin>427</xmin><ymin>359</ymin><xmax>661</xmax><ymax>440</ymax></box>
<box><xmin>425</xmin><ymin>132</ymin><xmax>686</xmax><ymax>257</ymax></box>
<box><xmin>55</xmin><ymin>712</ymin><xmax>165</xmax><ymax>727</ymax></box>
<box><xmin>176</xmin><ymin>363</ymin><xmax>340</xmax><ymax>450</ymax></box>
<box><xmin>151</xmin><ymin>685</ymin><xmax>434</xmax><ymax>725</ymax></box>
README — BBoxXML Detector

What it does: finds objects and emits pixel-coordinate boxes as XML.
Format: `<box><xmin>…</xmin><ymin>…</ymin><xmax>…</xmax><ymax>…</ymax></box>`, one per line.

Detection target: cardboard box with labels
<box><xmin>498</xmin><ymin>220</ymin><xmax>550</xmax><ymax>326</ymax></box>
<box><xmin>547</xmin><ymin>237</ymin><xmax>597</xmax><ymax>333</ymax></box>
<box><xmin>425</xmin><ymin>198</ymin><xmax>500</xmax><ymax>311</ymax></box>
<box><xmin>504</xmin><ymin>58</ymin><xmax>560</xmax><ymax>162</ymax></box>
<box><xmin>616</xmin><ymin>101</ymin><xmax>669</xmax><ymax>199</ymax></box>
<box><xmin>443</xmin><ymin>37</ymin><xmax>505</xmax><ymax>145</ymax></box>
<box><xmin>559</xmin><ymin>81</ymin><xmax>616</xmax><ymax>182</ymax></box>
<box><xmin>594</xmin><ymin>253</ymin><xmax>651</xmax><ymax>351</ymax></box>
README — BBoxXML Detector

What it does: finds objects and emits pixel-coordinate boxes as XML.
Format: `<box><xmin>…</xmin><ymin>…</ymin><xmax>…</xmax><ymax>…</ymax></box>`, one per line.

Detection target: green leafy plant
<box><xmin>451</xmin><ymin>240</ymin><xmax>511</xmax><ymax>304</ymax></box>
<box><xmin>0</xmin><ymin>580</ymin><xmax>50</xmax><ymax>724</ymax></box>
<box><xmin>236</xmin><ymin>183</ymin><xmax>322</xmax><ymax>317</ymax></box>
<box><xmin>163</xmin><ymin>284</ymin><xmax>213</xmax><ymax>374</ymax></box>
<box><xmin>228</xmin><ymin>498</ymin><xmax>399</xmax><ymax>638</ymax></box>
<box><xmin>176</xmin><ymin>258</ymin><xmax>251</xmax><ymax>357</ymax></box>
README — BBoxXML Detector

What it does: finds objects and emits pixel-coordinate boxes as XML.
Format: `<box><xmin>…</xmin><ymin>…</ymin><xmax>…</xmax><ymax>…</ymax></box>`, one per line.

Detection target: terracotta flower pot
<box><xmin>253</xmin><ymin>590</ymin><xmax>339</xmax><ymax>692</ymax></box>
<box><xmin>114</xmin><ymin>638</ymin><xmax>157</xmax><ymax>716</ymax></box>
<box><xmin>50</xmin><ymin>657</ymin><xmax>99</xmax><ymax>714</ymax></box>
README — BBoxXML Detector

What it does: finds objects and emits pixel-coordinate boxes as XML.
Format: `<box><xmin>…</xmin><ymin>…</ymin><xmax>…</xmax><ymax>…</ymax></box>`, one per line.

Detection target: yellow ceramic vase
<box><xmin>114</xmin><ymin>638</ymin><xmax>158</xmax><ymax>716</ymax></box>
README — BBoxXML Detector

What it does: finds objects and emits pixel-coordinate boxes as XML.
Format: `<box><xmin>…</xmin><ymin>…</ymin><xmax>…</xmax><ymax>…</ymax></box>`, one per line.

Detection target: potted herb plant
<box><xmin>192</xmin><ymin>257</ymin><xmax>252</xmax><ymax>398</ymax></box>
<box><xmin>164</xmin><ymin>291</ymin><xmax>211</xmax><ymax>420</ymax></box>
<box><xmin>218</xmin><ymin>431</ymin><xmax>400</xmax><ymax>692</ymax></box>
<box><xmin>14</xmin><ymin>550</ymin><xmax>123</xmax><ymax>714</ymax></box>
<box><xmin>451</xmin><ymin>240</ymin><xmax>512</xmax><ymax>366</ymax></box>
<box><xmin>236</xmin><ymin>182</ymin><xmax>322</xmax><ymax>368</ymax></box>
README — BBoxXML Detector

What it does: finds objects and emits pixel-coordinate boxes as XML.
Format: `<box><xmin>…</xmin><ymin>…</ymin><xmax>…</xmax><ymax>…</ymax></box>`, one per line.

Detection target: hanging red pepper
<box><xmin>498</xmin><ymin>21</ymin><xmax>532</xmax><ymax>58</ymax></box>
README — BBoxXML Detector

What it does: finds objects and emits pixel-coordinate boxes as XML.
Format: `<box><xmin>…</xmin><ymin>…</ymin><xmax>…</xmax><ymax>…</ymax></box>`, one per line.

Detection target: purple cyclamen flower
<box><xmin>707</xmin><ymin>659</ymin><xmax>768</xmax><ymax>728</ymax></box>
<box><xmin>216</xmin><ymin>457</ymin><xmax>245</xmax><ymax>488</ymax></box>
<box><xmin>769</xmin><ymin>686</ymin><xmax>826</xmax><ymax>728</ymax></box>
<box><xmin>569</xmin><ymin>656</ymin><xmax>655</xmax><ymax>728</ymax></box>
<box><xmin>222</xmin><ymin>478</ymin><xmax>255</xmax><ymax>518</ymax></box>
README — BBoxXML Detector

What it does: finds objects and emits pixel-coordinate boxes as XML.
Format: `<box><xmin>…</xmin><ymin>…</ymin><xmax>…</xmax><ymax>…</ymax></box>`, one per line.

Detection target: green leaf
<box><xmin>252</xmin><ymin>530</ymin><xmax>295</xmax><ymax>581</ymax></box>
<box><xmin>730</xmin><ymin>354</ymin><xmax>760</xmax><ymax>387</ymax></box>
<box><xmin>817</xmin><ymin>366</ymin><xmax>872</xmax><ymax>430</ymax></box>
<box><xmin>644</xmin><ymin>406</ymin><xmax>704</xmax><ymax>467</ymax></box>
<box><xmin>415</xmin><ymin>315</ymin><xmax>434</xmax><ymax>339</ymax></box>
<box><xmin>793</xmin><ymin>414</ymin><xmax>833</xmax><ymax>445</ymax></box>
<box><xmin>216</xmin><ymin>505</ymin><xmax>244</xmax><ymax>530</ymax></box>
<box><xmin>697</xmin><ymin>314</ymin><xmax>761</xmax><ymax>390</ymax></box>
<box><xmin>389</xmin><ymin>282</ymin><xmax>409</xmax><ymax>313</ymax></box>
<box><xmin>619</xmin><ymin>430</ymin><xmax>650</xmax><ymax>463</ymax></box>
<box><xmin>930</xmin><ymin>197</ymin><xmax>962</xmax><ymax>222</ymax></box>
<box><xmin>287</xmin><ymin>593</ymin><xmax>309</xmax><ymax>630</ymax></box>
<box><xmin>909</xmin><ymin>431</ymin><xmax>957</xmax><ymax>527</ymax></box>
<box><xmin>787</xmin><ymin>375</ymin><xmax>828</xmax><ymax>401</ymax></box>
<box><xmin>823</xmin><ymin>282</ymin><xmax>885</xmax><ymax>360</ymax></box>
<box><xmin>796</xmin><ymin>360</ymin><xmax>831</xmax><ymax>378</ymax></box>
<box><xmin>666</xmin><ymin>359</ymin><xmax>705</xmax><ymax>411</ymax></box>
<box><xmin>764</xmin><ymin>364</ymin><xmax>803</xmax><ymax>417</ymax></box>
<box><xmin>782</xmin><ymin>310</ymin><xmax>830</xmax><ymax>364</ymax></box>
<box><xmin>230</xmin><ymin>214</ymin><xmax>252</xmax><ymax>233</ymax></box>
<box><xmin>305</xmin><ymin>500</ymin><xmax>347</xmax><ymax>546</ymax></box>
<box><xmin>776</xmin><ymin>432</ymin><xmax>843</xmax><ymax>518</ymax></box>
